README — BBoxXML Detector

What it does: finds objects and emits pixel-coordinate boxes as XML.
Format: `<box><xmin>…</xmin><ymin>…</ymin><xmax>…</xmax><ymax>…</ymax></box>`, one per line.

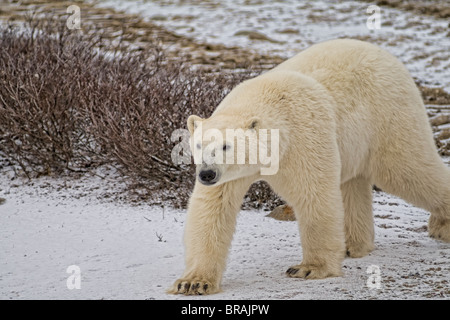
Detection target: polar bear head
<box><xmin>187</xmin><ymin>113</ymin><xmax>279</xmax><ymax>186</ymax></box>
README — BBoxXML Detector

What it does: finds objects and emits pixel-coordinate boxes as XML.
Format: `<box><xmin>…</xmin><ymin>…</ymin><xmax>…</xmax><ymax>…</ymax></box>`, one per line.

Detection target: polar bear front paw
<box><xmin>167</xmin><ymin>278</ymin><xmax>218</xmax><ymax>295</ymax></box>
<box><xmin>286</xmin><ymin>263</ymin><xmax>341</xmax><ymax>279</ymax></box>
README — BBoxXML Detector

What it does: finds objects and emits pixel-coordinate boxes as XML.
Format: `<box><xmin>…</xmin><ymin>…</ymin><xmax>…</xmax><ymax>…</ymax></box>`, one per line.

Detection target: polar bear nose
<box><xmin>199</xmin><ymin>169</ymin><xmax>217</xmax><ymax>184</ymax></box>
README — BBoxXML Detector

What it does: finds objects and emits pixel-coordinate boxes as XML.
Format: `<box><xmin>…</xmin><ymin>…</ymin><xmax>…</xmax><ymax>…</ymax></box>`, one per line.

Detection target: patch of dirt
<box><xmin>234</xmin><ymin>30</ymin><xmax>283</xmax><ymax>44</ymax></box>
<box><xmin>359</xmin><ymin>0</ymin><xmax>450</xmax><ymax>19</ymax></box>
<box><xmin>427</xmin><ymin>105</ymin><xmax>450</xmax><ymax>156</ymax></box>
<box><xmin>406</xmin><ymin>225</ymin><xmax>428</xmax><ymax>233</ymax></box>
<box><xmin>419</xmin><ymin>85</ymin><xmax>450</xmax><ymax>105</ymax></box>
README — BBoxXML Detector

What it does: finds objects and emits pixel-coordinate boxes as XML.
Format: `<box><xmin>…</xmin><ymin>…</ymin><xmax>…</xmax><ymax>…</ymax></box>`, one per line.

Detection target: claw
<box><xmin>191</xmin><ymin>283</ymin><xmax>200</xmax><ymax>291</ymax></box>
<box><xmin>286</xmin><ymin>267</ymin><xmax>298</xmax><ymax>275</ymax></box>
<box><xmin>169</xmin><ymin>279</ymin><xmax>215</xmax><ymax>295</ymax></box>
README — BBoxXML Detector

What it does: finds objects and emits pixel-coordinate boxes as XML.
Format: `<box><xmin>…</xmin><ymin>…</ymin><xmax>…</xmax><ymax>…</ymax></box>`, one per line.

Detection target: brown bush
<box><xmin>0</xmin><ymin>19</ymin><xmax>98</xmax><ymax>177</ymax></box>
<box><xmin>0</xmin><ymin>16</ymin><xmax>282</xmax><ymax>209</ymax></box>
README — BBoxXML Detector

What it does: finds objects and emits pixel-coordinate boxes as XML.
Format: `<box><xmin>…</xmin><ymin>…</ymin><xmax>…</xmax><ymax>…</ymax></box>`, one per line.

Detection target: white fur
<box><xmin>168</xmin><ymin>39</ymin><xmax>450</xmax><ymax>295</ymax></box>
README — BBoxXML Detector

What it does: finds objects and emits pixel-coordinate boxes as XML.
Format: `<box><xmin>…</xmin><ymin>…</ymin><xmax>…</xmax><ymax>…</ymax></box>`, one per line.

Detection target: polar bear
<box><xmin>168</xmin><ymin>39</ymin><xmax>450</xmax><ymax>295</ymax></box>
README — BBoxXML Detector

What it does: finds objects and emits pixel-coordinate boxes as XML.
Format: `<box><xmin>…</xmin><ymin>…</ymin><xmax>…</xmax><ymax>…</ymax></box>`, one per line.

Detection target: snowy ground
<box><xmin>1</xmin><ymin>166</ymin><xmax>449</xmax><ymax>300</ymax></box>
<box><xmin>1</xmin><ymin>0</ymin><xmax>450</xmax><ymax>300</ymax></box>
<box><xmin>93</xmin><ymin>0</ymin><xmax>450</xmax><ymax>91</ymax></box>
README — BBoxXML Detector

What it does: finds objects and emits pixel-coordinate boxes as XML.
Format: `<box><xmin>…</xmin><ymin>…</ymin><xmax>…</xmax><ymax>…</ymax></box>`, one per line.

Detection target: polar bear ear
<box><xmin>187</xmin><ymin>115</ymin><xmax>203</xmax><ymax>135</ymax></box>
<box><xmin>247</xmin><ymin>116</ymin><xmax>260</xmax><ymax>130</ymax></box>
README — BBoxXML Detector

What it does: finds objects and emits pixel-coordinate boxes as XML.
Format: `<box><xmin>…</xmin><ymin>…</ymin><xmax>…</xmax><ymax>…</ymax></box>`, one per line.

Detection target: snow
<box><xmin>92</xmin><ymin>0</ymin><xmax>450</xmax><ymax>91</ymax></box>
<box><xmin>1</xmin><ymin>168</ymin><xmax>449</xmax><ymax>300</ymax></box>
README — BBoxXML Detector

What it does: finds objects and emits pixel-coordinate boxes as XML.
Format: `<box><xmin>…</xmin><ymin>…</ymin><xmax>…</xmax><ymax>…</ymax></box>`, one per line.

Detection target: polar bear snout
<box><xmin>198</xmin><ymin>167</ymin><xmax>220</xmax><ymax>185</ymax></box>
<box><xmin>199</xmin><ymin>169</ymin><xmax>217</xmax><ymax>184</ymax></box>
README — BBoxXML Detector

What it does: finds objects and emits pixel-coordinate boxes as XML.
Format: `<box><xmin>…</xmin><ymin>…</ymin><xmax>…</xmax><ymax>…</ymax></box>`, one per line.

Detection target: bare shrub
<box><xmin>0</xmin><ymin>19</ymin><xmax>99</xmax><ymax>177</ymax></box>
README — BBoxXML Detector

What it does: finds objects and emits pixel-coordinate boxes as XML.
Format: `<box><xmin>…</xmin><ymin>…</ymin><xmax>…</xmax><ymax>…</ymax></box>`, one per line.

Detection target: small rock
<box><xmin>266</xmin><ymin>204</ymin><xmax>296</xmax><ymax>221</ymax></box>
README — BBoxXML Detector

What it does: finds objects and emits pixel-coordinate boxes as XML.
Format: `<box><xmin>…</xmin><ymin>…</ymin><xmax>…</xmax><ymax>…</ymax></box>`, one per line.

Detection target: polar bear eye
<box><xmin>223</xmin><ymin>144</ymin><xmax>230</xmax><ymax>151</ymax></box>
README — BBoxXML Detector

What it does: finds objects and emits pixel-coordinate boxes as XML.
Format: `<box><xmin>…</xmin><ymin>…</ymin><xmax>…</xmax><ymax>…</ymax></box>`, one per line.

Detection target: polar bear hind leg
<box><xmin>372</xmin><ymin>139</ymin><xmax>450</xmax><ymax>242</ymax></box>
<box><xmin>341</xmin><ymin>176</ymin><xmax>375</xmax><ymax>257</ymax></box>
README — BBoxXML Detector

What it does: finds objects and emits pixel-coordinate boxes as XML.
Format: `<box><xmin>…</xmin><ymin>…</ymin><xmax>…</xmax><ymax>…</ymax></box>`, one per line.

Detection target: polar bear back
<box><xmin>271</xmin><ymin>38</ymin><xmax>434</xmax><ymax>182</ymax></box>
<box><xmin>272</xmin><ymin>38</ymin><xmax>423</xmax><ymax>114</ymax></box>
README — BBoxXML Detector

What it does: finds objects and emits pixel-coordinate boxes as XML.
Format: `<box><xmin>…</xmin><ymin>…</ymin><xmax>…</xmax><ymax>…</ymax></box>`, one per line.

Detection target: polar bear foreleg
<box><xmin>168</xmin><ymin>177</ymin><xmax>253</xmax><ymax>295</ymax></box>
